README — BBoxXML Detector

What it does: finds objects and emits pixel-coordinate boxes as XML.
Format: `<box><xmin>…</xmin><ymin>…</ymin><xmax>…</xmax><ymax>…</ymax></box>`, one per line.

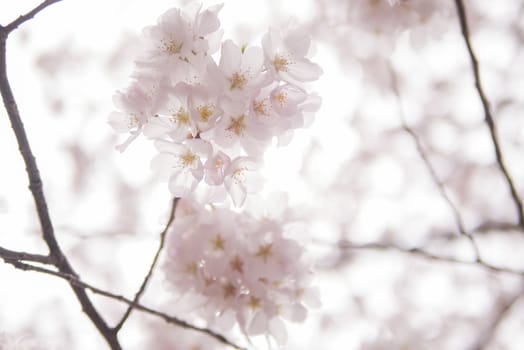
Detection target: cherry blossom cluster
<box><xmin>163</xmin><ymin>196</ymin><xmax>319</xmax><ymax>345</ymax></box>
<box><xmin>109</xmin><ymin>4</ymin><xmax>321</xmax><ymax>206</ymax></box>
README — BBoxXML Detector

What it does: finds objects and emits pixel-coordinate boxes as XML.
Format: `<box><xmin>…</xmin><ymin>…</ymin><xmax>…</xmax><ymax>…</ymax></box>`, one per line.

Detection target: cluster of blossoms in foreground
<box><xmin>109</xmin><ymin>3</ymin><xmax>321</xmax><ymax>207</ymax></box>
<box><xmin>109</xmin><ymin>3</ymin><xmax>321</xmax><ymax>345</ymax></box>
<box><xmin>164</xmin><ymin>197</ymin><xmax>319</xmax><ymax>345</ymax></box>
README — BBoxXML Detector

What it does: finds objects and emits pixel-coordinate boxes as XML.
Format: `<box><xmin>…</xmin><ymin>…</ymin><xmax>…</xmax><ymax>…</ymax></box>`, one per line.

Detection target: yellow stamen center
<box><xmin>229</xmin><ymin>72</ymin><xmax>247</xmax><ymax>90</ymax></box>
<box><xmin>255</xmin><ymin>243</ymin><xmax>272</xmax><ymax>262</ymax></box>
<box><xmin>162</xmin><ymin>40</ymin><xmax>183</xmax><ymax>55</ymax></box>
<box><xmin>211</xmin><ymin>234</ymin><xmax>225</xmax><ymax>251</ymax></box>
<box><xmin>230</xmin><ymin>255</ymin><xmax>244</xmax><ymax>273</ymax></box>
<box><xmin>226</xmin><ymin>115</ymin><xmax>246</xmax><ymax>136</ymax></box>
<box><xmin>173</xmin><ymin>107</ymin><xmax>190</xmax><ymax>125</ymax></box>
<box><xmin>272</xmin><ymin>55</ymin><xmax>290</xmax><ymax>72</ymax></box>
<box><xmin>197</xmin><ymin>103</ymin><xmax>214</xmax><ymax>122</ymax></box>
<box><xmin>179</xmin><ymin>150</ymin><xmax>197</xmax><ymax>167</ymax></box>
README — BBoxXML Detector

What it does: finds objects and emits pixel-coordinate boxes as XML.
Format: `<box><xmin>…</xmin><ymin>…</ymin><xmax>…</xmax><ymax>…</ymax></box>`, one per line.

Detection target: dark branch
<box><xmin>113</xmin><ymin>197</ymin><xmax>179</xmax><ymax>332</ymax></box>
<box><xmin>0</xmin><ymin>4</ymin><xmax>121</xmax><ymax>349</ymax></box>
<box><xmin>454</xmin><ymin>0</ymin><xmax>524</xmax><ymax>228</ymax></box>
<box><xmin>5</xmin><ymin>260</ymin><xmax>248</xmax><ymax>350</ymax></box>
<box><xmin>0</xmin><ymin>246</ymin><xmax>53</xmax><ymax>265</ymax></box>
<box><xmin>2</xmin><ymin>0</ymin><xmax>63</xmax><ymax>34</ymax></box>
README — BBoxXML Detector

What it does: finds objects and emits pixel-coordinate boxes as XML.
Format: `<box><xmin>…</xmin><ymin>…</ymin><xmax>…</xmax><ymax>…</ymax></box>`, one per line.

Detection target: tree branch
<box><xmin>113</xmin><ymin>197</ymin><xmax>179</xmax><ymax>332</ymax></box>
<box><xmin>2</xmin><ymin>0</ymin><xmax>63</xmax><ymax>34</ymax></box>
<box><xmin>337</xmin><ymin>240</ymin><xmax>524</xmax><ymax>277</ymax></box>
<box><xmin>454</xmin><ymin>0</ymin><xmax>524</xmax><ymax>229</ymax></box>
<box><xmin>0</xmin><ymin>246</ymin><xmax>53</xmax><ymax>265</ymax></box>
<box><xmin>474</xmin><ymin>286</ymin><xmax>524</xmax><ymax>350</ymax></box>
<box><xmin>4</xmin><ymin>259</ymin><xmax>248</xmax><ymax>350</ymax></box>
<box><xmin>388</xmin><ymin>63</ymin><xmax>482</xmax><ymax>262</ymax></box>
<box><xmin>0</xmin><ymin>3</ymin><xmax>121</xmax><ymax>349</ymax></box>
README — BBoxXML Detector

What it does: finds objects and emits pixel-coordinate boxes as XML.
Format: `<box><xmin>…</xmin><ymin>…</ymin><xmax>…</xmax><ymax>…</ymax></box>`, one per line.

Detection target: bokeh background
<box><xmin>1</xmin><ymin>0</ymin><xmax>524</xmax><ymax>349</ymax></box>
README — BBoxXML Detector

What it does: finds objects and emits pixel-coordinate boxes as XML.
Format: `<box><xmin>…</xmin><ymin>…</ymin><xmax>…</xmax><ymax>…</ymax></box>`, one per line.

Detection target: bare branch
<box><xmin>0</xmin><ymin>246</ymin><xmax>53</xmax><ymax>265</ymax></box>
<box><xmin>2</xmin><ymin>0</ymin><xmax>63</xmax><ymax>34</ymax></box>
<box><xmin>0</xmin><ymin>7</ymin><xmax>121</xmax><ymax>349</ymax></box>
<box><xmin>474</xmin><ymin>286</ymin><xmax>524</xmax><ymax>350</ymax></box>
<box><xmin>454</xmin><ymin>0</ymin><xmax>524</xmax><ymax>229</ymax></box>
<box><xmin>337</xmin><ymin>240</ymin><xmax>524</xmax><ymax>277</ymax></box>
<box><xmin>388</xmin><ymin>63</ymin><xmax>482</xmax><ymax>261</ymax></box>
<box><xmin>5</xmin><ymin>260</ymin><xmax>249</xmax><ymax>350</ymax></box>
<box><xmin>113</xmin><ymin>197</ymin><xmax>179</xmax><ymax>332</ymax></box>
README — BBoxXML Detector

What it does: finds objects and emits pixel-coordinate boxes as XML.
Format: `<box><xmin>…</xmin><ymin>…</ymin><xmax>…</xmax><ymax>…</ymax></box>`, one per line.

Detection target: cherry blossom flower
<box><xmin>223</xmin><ymin>156</ymin><xmax>263</xmax><ymax>207</ymax></box>
<box><xmin>262</xmin><ymin>24</ymin><xmax>323</xmax><ymax>85</ymax></box>
<box><xmin>143</xmin><ymin>83</ymin><xmax>197</xmax><ymax>142</ymax></box>
<box><xmin>137</xmin><ymin>4</ymin><xmax>223</xmax><ymax>82</ymax></box>
<box><xmin>208</xmin><ymin>40</ymin><xmax>269</xmax><ymax>101</ymax></box>
<box><xmin>209</xmin><ymin>99</ymin><xmax>271</xmax><ymax>157</ymax></box>
<box><xmin>188</xmin><ymin>84</ymin><xmax>222</xmax><ymax>133</ymax></box>
<box><xmin>108</xmin><ymin>76</ymin><xmax>169</xmax><ymax>151</ymax></box>
<box><xmin>151</xmin><ymin>139</ymin><xmax>212</xmax><ymax>197</ymax></box>
<box><xmin>204</xmin><ymin>151</ymin><xmax>231</xmax><ymax>186</ymax></box>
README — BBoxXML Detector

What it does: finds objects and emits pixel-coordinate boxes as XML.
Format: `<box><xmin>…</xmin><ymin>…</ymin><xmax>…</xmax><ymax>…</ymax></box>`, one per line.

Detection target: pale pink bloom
<box><xmin>189</xmin><ymin>3</ymin><xmax>224</xmax><ymax>55</ymax></box>
<box><xmin>108</xmin><ymin>76</ymin><xmax>168</xmax><ymax>151</ymax></box>
<box><xmin>188</xmin><ymin>84</ymin><xmax>223</xmax><ymax>133</ymax></box>
<box><xmin>223</xmin><ymin>157</ymin><xmax>263</xmax><ymax>207</ymax></box>
<box><xmin>250</xmin><ymin>83</ymin><xmax>320</xmax><ymax>144</ymax></box>
<box><xmin>208</xmin><ymin>40</ymin><xmax>269</xmax><ymax>101</ymax></box>
<box><xmin>138</xmin><ymin>8</ymin><xmax>195</xmax><ymax>81</ymax></box>
<box><xmin>204</xmin><ymin>151</ymin><xmax>231</xmax><ymax>186</ymax></box>
<box><xmin>143</xmin><ymin>83</ymin><xmax>197</xmax><ymax>142</ymax></box>
<box><xmin>151</xmin><ymin>139</ymin><xmax>212</xmax><ymax>197</ymax></box>
<box><xmin>209</xmin><ymin>99</ymin><xmax>271</xmax><ymax>156</ymax></box>
<box><xmin>137</xmin><ymin>5</ymin><xmax>223</xmax><ymax>82</ymax></box>
<box><xmin>262</xmin><ymin>25</ymin><xmax>323</xmax><ymax>85</ymax></box>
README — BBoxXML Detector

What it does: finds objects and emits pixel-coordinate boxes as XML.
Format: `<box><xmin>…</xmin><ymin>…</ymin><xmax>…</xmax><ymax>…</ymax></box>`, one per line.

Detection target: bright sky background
<box><xmin>1</xmin><ymin>1</ymin><xmax>524</xmax><ymax>349</ymax></box>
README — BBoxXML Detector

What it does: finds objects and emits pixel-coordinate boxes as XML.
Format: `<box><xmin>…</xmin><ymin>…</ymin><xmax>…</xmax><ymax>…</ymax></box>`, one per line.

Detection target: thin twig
<box><xmin>3</xmin><ymin>0</ymin><xmax>63</xmax><ymax>34</ymax></box>
<box><xmin>474</xmin><ymin>286</ymin><xmax>524</xmax><ymax>350</ymax></box>
<box><xmin>388</xmin><ymin>64</ymin><xmax>482</xmax><ymax>262</ymax></box>
<box><xmin>337</xmin><ymin>240</ymin><xmax>524</xmax><ymax>277</ymax></box>
<box><xmin>0</xmin><ymin>246</ymin><xmax>53</xmax><ymax>265</ymax></box>
<box><xmin>113</xmin><ymin>197</ymin><xmax>179</xmax><ymax>332</ymax></box>
<box><xmin>454</xmin><ymin>0</ymin><xmax>524</xmax><ymax>228</ymax></box>
<box><xmin>0</xmin><ymin>3</ymin><xmax>121</xmax><ymax>348</ymax></box>
<box><xmin>4</xmin><ymin>260</ymin><xmax>248</xmax><ymax>350</ymax></box>
<box><xmin>338</xmin><ymin>240</ymin><xmax>524</xmax><ymax>277</ymax></box>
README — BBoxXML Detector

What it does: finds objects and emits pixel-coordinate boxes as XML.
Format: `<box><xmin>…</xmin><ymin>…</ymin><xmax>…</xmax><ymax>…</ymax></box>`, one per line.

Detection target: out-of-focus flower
<box><xmin>163</xmin><ymin>197</ymin><xmax>319</xmax><ymax>345</ymax></box>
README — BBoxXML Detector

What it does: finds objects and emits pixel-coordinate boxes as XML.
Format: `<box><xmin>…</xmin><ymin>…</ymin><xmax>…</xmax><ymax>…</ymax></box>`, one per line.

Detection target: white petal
<box><xmin>248</xmin><ymin>311</ymin><xmax>267</xmax><ymax>335</ymax></box>
<box><xmin>268</xmin><ymin>317</ymin><xmax>288</xmax><ymax>345</ymax></box>
<box><xmin>219</xmin><ymin>40</ymin><xmax>241</xmax><ymax>75</ymax></box>
<box><xmin>108</xmin><ymin>112</ymin><xmax>132</xmax><ymax>132</ymax></box>
<box><xmin>242</xmin><ymin>46</ymin><xmax>264</xmax><ymax>73</ymax></box>
<box><xmin>169</xmin><ymin>170</ymin><xmax>198</xmax><ymax>197</ymax></box>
